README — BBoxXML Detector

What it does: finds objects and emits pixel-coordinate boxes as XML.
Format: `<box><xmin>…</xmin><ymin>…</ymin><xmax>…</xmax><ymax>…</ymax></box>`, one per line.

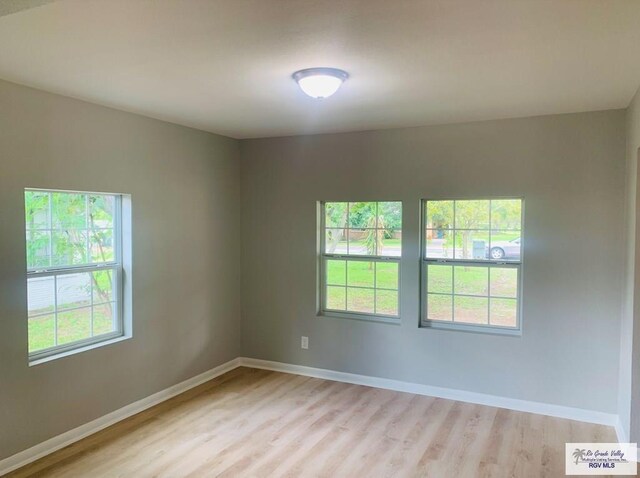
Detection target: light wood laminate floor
<box><xmin>7</xmin><ymin>367</ymin><xmax>616</xmax><ymax>477</ymax></box>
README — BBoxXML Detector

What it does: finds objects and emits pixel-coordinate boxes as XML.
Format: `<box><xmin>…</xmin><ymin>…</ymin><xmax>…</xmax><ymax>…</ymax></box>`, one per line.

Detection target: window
<box><xmin>320</xmin><ymin>201</ymin><xmax>401</xmax><ymax>321</ymax></box>
<box><xmin>25</xmin><ymin>189</ymin><xmax>124</xmax><ymax>360</ymax></box>
<box><xmin>421</xmin><ymin>198</ymin><xmax>523</xmax><ymax>333</ymax></box>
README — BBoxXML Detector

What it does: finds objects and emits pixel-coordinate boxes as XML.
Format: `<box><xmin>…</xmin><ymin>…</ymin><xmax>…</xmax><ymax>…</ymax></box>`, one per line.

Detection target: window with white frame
<box><xmin>25</xmin><ymin>189</ymin><xmax>124</xmax><ymax>359</ymax></box>
<box><xmin>320</xmin><ymin>201</ymin><xmax>401</xmax><ymax>320</ymax></box>
<box><xmin>422</xmin><ymin>198</ymin><xmax>523</xmax><ymax>333</ymax></box>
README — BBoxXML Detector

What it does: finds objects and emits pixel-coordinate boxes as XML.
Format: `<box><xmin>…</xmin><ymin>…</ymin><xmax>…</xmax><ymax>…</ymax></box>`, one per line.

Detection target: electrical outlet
<box><xmin>301</xmin><ymin>336</ymin><xmax>309</xmax><ymax>349</ymax></box>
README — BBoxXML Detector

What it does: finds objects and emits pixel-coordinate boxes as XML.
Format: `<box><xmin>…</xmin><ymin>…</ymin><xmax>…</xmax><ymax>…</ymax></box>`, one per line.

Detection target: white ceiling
<box><xmin>0</xmin><ymin>0</ymin><xmax>639</xmax><ymax>139</ymax></box>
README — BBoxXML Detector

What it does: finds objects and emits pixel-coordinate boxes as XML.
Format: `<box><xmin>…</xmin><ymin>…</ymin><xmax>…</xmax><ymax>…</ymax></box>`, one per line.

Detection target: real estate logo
<box><xmin>565</xmin><ymin>443</ymin><xmax>637</xmax><ymax>475</ymax></box>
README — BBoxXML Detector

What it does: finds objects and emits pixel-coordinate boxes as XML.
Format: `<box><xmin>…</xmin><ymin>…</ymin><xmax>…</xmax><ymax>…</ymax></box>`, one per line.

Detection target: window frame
<box><xmin>420</xmin><ymin>197</ymin><xmax>524</xmax><ymax>336</ymax></box>
<box><xmin>318</xmin><ymin>201</ymin><xmax>402</xmax><ymax>324</ymax></box>
<box><xmin>25</xmin><ymin>188</ymin><xmax>125</xmax><ymax>362</ymax></box>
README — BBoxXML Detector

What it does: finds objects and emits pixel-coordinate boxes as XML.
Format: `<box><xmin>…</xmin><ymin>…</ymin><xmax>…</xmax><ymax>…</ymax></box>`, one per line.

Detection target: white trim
<box><xmin>239</xmin><ymin>358</ymin><xmax>618</xmax><ymax>427</ymax></box>
<box><xmin>0</xmin><ymin>357</ymin><xmax>241</xmax><ymax>476</ymax></box>
<box><xmin>615</xmin><ymin>415</ymin><xmax>629</xmax><ymax>443</ymax></box>
<box><xmin>29</xmin><ymin>334</ymin><xmax>131</xmax><ymax>367</ymax></box>
<box><xmin>0</xmin><ymin>356</ymin><xmax>622</xmax><ymax>475</ymax></box>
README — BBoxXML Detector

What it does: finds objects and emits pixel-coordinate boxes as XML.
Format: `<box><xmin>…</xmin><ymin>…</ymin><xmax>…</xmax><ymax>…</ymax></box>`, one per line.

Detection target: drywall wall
<box><xmin>240</xmin><ymin>110</ymin><xmax>626</xmax><ymax>414</ymax></box>
<box><xmin>626</xmin><ymin>86</ymin><xmax>640</xmax><ymax>442</ymax></box>
<box><xmin>0</xmin><ymin>80</ymin><xmax>241</xmax><ymax>460</ymax></box>
<box><xmin>0</xmin><ymin>78</ymin><xmax>629</xmax><ymax>463</ymax></box>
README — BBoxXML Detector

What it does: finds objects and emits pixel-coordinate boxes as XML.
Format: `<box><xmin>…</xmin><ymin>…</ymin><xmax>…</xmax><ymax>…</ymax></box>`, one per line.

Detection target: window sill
<box><xmin>420</xmin><ymin>321</ymin><xmax>522</xmax><ymax>337</ymax></box>
<box><xmin>319</xmin><ymin>310</ymin><xmax>401</xmax><ymax>325</ymax></box>
<box><xmin>29</xmin><ymin>334</ymin><xmax>132</xmax><ymax>367</ymax></box>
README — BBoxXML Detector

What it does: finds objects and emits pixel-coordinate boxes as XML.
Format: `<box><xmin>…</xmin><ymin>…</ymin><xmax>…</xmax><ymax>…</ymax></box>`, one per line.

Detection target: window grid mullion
<box><xmin>48</xmin><ymin>191</ymin><xmax>53</xmax><ymax>268</ymax></box>
<box><xmin>487</xmin><ymin>201</ymin><xmax>494</xmax><ymax>326</ymax></box>
<box><xmin>53</xmin><ymin>274</ymin><xmax>58</xmax><ymax>347</ymax></box>
<box><xmin>451</xmin><ymin>261</ymin><xmax>456</xmax><ymax>322</ymax></box>
<box><xmin>426</xmin><ymin>290</ymin><xmax>517</xmax><ymax>300</ymax></box>
<box><xmin>346</xmin><ymin>202</ymin><xmax>350</xmax><ymax>255</ymax></box>
<box><xmin>488</xmin><ymin>199</ymin><xmax>492</xmax><ymax>257</ymax></box>
<box><xmin>375</xmin><ymin>202</ymin><xmax>379</xmax><ymax>255</ymax></box>
<box><xmin>90</xmin><ymin>269</ymin><xmax>94</xmax><ymax>337</ymax></box>
<box><xmin>324</xmin><ymin>254</ymin><xmax>400</xmax><ymax>262</ymax></box>
<box><xmin>26</xmin><ymin>226</ymin><xmax>114</xmax><ymax>233</ymax></box>
<box><xmin>424</xmin><ymin>258</ymin><xmax>520</xmax><ymax>266</ymax></box>
<box><xmin>115</xmin><ymin>195</ymin><xmax>123</xmax><ymax>335</ymax></box>
<box><xmin>343</xmin><ymin>260</ymin><xmax>347</xmax><ymax>310</ymax></box>
<box><xmin>487</xmin><ymin>266</ymin><xmax>492</xmax><ymax>325</ymax></box>
<box><xmin>85</xmin><ymin>194</ymin><xmax>90</xmax><ymax>265</ymax></box>
<box><xmin>452</xmin><ymin>200</ymin><xmax>456</xmax><ymax>260</ymax></box>
<box><xmin>28</xmin><ymin>299</ymin><xmax>116</xmax><ymax>319</ymax></box>
<box><xmin>345</xmin><ymin>255</ymin><xmax>349</xmax><ymax>309</ymax></box>
<box><xmin>27</xmin><ymin>262</ymin><xmax>119</xmax><ymax>278</ymax></box>
<box><xmin>86</xmin><ymin>194</ymin><xmax>95</xmax><ymax>338</ymax></box>
<box><xmin>373</xmin><ymin>262</ymin><xmax>377</xmax><ymax>314</ymax></box>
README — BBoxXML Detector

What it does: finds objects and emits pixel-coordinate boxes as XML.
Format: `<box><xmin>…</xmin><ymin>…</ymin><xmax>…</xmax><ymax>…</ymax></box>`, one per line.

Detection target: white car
<box><xmin>488</xmin><ymin>237</ymin><xmax>521</xmax><ymax>260</ymax></box>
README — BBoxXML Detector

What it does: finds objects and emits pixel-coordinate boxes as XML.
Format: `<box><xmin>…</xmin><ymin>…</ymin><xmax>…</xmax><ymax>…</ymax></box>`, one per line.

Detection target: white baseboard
<box><xmin>239</xmin><ymin>357</ymin><xmax>619</xmax><ymax>429</ymax></box>
<box><xmin>0</xmin><ymin>357</ymin><xmax>242</xmax><ymax>476</ymax></box>
<box><xmin>0</xmin><ymin>355</ymin><xmax>624</xmax><ymax>475</ymax></box>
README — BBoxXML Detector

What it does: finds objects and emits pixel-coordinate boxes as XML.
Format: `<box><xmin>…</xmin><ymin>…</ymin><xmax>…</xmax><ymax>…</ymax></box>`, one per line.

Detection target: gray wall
<box><xmin>625</xmin><ymin>86</ymin><xmax>640</xmax><ymax>442</ymax></box>
<box><xmin>0</xmin><ymin>79</ymin><xmax>629</xmax><ymax>462</ymax></box>
<box><xmin>241</xmin><ymin>110</ymin><xmax>626</xmax><ymax>414</ymax></box>
<box><xmin>0</xmin><ymin>80</ymin><xmax>242</xmax><ymax>460</ymax></box>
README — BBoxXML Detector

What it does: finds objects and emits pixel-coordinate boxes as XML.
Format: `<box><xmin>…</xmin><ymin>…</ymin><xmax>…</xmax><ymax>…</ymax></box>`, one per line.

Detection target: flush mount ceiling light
<box><xmin>292</xmin><ymin>67</ymin><xmax>349</xmax><ymax>99</ymax></box>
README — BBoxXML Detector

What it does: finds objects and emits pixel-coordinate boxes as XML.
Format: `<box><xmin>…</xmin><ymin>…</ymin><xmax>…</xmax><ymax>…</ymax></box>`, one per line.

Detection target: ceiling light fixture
<box><xmin>292</xmin><ymin>67</ymin><xmax>349</xmax><ymax>99</ymax></box>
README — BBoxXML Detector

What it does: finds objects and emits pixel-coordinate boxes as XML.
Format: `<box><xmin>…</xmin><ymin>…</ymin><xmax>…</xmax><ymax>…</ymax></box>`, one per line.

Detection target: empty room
<box><xmin>1</xmin><ymin>1</ymin><xmax>640</xmax><ymax>477</ymax></box>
